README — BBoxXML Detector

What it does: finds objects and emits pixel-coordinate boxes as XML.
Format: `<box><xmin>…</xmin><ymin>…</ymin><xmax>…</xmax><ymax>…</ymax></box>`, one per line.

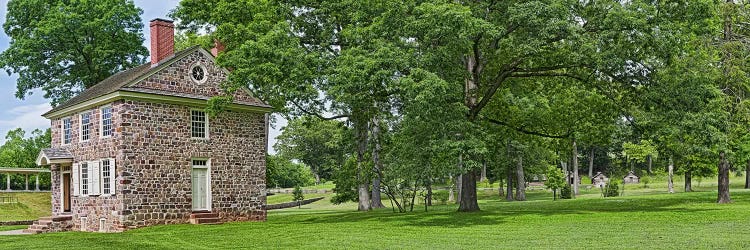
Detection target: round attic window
<box><xmin>191</xmin><ymin>64</ymin><xmax>208</xmax><ymax>84</ymax></box>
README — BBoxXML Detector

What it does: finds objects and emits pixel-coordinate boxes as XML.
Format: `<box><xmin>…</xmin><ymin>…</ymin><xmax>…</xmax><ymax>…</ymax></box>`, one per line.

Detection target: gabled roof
<box><xmin>43</xmin><ymin>46</ymin><xmax>270</xmax><ymax>117</ymax></box>
<box><xmin>36</xmin><ymin>148</ymin><xmax>73</xmax><ymax>165</ymax></box>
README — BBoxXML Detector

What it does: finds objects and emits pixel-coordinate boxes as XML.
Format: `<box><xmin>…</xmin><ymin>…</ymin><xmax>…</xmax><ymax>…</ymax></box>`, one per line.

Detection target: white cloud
<box><xmin>0</xmin><ymin>103</ymin><xmax>51</xmax><ymax>143</ymax></box>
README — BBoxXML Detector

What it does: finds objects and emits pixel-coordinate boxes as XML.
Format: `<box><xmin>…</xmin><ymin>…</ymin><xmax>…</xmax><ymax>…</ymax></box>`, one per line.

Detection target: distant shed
<box><xmin>591</xmin><ymin>172</ymin><xmax>609</xmax><ymax>188</ymax></box>
<box><xmin>623</xmin><ymin>171</ymin><xmax>640</xmax><ymax>184</ymax></box>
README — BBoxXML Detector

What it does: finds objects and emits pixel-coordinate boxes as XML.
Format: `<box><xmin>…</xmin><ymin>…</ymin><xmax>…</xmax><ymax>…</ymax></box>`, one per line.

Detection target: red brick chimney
<box><xmin>150</xmin><ymin>18</ymin><xmax>175</xmax><ymax>65</ymax></box>
<box><xmin>210</xmin><ymin>39</ymin><xmax>225</xmax><ymax>57</ymax></box>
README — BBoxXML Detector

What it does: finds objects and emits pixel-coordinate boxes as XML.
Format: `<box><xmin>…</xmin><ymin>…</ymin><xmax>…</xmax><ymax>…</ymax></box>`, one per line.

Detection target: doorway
<box><xmin>191</xmin><ymin>159</ymin><xmax>210</xmax><ymax>211</ymax></box>
<box><xmin>62</xmin><ymin>173</ymin><xmax>71</xmax><ymax>212</ymax></box>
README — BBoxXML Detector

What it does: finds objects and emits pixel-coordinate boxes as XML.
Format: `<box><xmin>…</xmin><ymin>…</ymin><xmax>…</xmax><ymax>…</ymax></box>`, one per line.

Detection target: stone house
<box><xmin>623</xmin><ymin>171</ymin><xmax>640</xmax><ymax>184</ymax></box>
<box><xmin>591</xmin><ymin>172</ymin><xmax>609</xmax><ymax>188</ymax></box>
<box><xmin>31</xmin><ymin>18</ymin><xmax>271</xmax><ymax>233</ymax></box>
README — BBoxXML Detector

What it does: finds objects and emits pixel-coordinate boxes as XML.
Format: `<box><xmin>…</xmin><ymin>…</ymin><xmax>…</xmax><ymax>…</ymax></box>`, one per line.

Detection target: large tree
<box><xmin>274</xmin><ymin>116</ymin><xmax>348</xmax><ymax>184</ymax></box>
<box><xmin>1</xmin><ymin>0</ymin><xmax>148</xmax><ymax>106</ymax></box>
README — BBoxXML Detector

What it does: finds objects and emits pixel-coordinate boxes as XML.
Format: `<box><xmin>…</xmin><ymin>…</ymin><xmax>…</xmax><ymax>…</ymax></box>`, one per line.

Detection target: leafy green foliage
<box><xmin>559</xmin><ymin>185</ymin><xmax>572</xmax><ymax>200</ymax></box>
<box><xmin>266</xmin><ymin>155</ymin><xmax>314</xmax><ymax>189</ymax></box>
<box><xmin>275</xmin><ymin>116</ymin><xmax>348</xmax><ymax>183</ymax></box>
<box><xmin>603</xmin><ymin>182</ymin><xmax>620</xmax><ymax>197</ymax></box>
<box><xmin>1</xmin><ymin>0</ymin><xmax>148</xmax><ymax>105</ymax></box>
<box><xmin>544</xmin><ymin>166</ymin><xmax>566</xmax><ymax>200</ymax></box>
<box><xmin>331</xmin><ymin>156</ymin><xmax>360</xmax><ymax>205</ymax></box>
<box><xmin>292</xmin><ymin>186</ymin><xmax>304</xmax><ymax>208</ymax></box>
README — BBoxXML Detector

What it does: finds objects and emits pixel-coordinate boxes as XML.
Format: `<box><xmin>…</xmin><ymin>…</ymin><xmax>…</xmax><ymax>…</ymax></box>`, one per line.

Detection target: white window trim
<box><xmin>100</xmin><ymin>105</ymin><xmax>113</xmax><ymax>138</ymax></box>
<box><xmin>79</xmin><ymin>111</ymin><xmax>91</xmax><ymax>142</ymax></box>
<box><xmin>192</xmin><ymin>158</ymin><xmax>212</xmax><ymax>211</ymax></box>
<box><xmin>99</xmin><ymin>158</ymin><xmax>115</xmax><ymax>197</ymax></box>
<box><xmin>190</xmin><ymin>63</ymin><xmax>209</xmax><ymax>84</ymax></box>
<box><xmin>190</xmin><ymin>109</ymin><xmax>209</xmax><ymax>139</ymax></box>
<box><xmin>80</xmin><ymin>162</ymin><xmax>89</xmax><ymax>197</ymax></box>
<box><xmin>61</xmin><ymin>117</ymin><xmax>72</xmax><ymax>145</ymax></box>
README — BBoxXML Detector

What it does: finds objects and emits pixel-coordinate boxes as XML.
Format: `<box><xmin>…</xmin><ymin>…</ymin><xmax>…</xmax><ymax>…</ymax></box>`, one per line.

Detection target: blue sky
<box><xmin>0</xmin><ymin>0</ymin><xmax>284</xmax><ymax>152</ymax></box>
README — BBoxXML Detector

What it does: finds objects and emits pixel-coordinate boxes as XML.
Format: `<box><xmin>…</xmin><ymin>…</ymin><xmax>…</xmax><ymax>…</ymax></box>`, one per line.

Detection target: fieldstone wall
<box><xmin>44</xmin><ymin>48</ymin><xmax>268</xmax><ymax>233</ymax></box>
<box><xmin>132</xmin><ymin>50</ymin><xmax>265</xmax><ymax>106</ymax></box>
<box><xmin>50</xmin><ymin>164</ymin><xmax>61</xmax><ymax>215</ymax></box>
<box><xmin>49</xmin><ymin>101</ymin><xmax>126</xmax><ymax>232</ymax></box>
<box><xmin>118</xmin><ymin>100</ymin><xmax>267</xmax><ymax>229</ymax></box>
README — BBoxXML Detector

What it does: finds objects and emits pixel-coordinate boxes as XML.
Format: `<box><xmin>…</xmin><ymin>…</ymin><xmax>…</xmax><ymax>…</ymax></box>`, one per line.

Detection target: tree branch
<box><xmin>290</xmin><ymin>100</ymin><xmax>349</xmax><ymax>120</ymax></box>
<box><xmin>481</xmin><ymin>116</ymin><xmax>571</xmax><ymax>139</ymax></box>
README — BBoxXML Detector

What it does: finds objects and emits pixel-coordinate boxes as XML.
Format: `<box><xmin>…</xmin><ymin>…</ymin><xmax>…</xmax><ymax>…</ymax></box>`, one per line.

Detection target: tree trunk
<box><xmin>458</xmin><ymin>169</ymin><xmax>480</xmax><ymax>212</ymax></box>
<box><xmin>572</xmin><ymin>139</ymin><xmax>579</xmax><ymax>197</ymax></box>
<box><xmin>456</xmin><ymin>175</ymin><xmax>462</xmax><ymax>204</ymax></box>
<box><xmin>588</xmin><ymin>147</ymin><xmax>594</xmax><ymax>178</ymax></box>
<box><xmin>745</xmin><ymin>160</ymin><xmax>750</xmax><ymax>189</ymax></box>
<box><xmin>718</xmin><ymin>151</ymin><xmax>732</xmax><ymax>203</ymax></box>
<box><xmin>684</xmin><ymin>171</ymin><xmax>693</xmax><ymax>192</ymax></box>
<box><xmin>505</xmin><ymin>166</ymin><xmax>514</xmax><ymax>201</ymax></box>
<box><xmin>370</xmin><ymin>116</ymin><xmax>385</xmax><ymax>209</ymax></box>
<box><xmin>647</xmin><ymin>155</ymin><xmax>653</xmax><ymax>175</ymax></box>
<box><xmin>668</xmin><ymin>157</ymin><xmax>674</xmax><ymax>194</ymax></box>
<box><xmin>314</xmin><ymin>172</ymin><xmax>321</xmax><ymax>186</ymax></box>
<box><xmin>498</xmin><ymin>176</ymin><xmax>505</xmax><ymax>198</ymax></box>
<box><xmin>426</xmin><ymin>181</ymin><xmax>433</xmax><ymax>206</ymax></box>
<box><xmin>355</xmin><ymin>120</ymin><xmax>370</xmax><ymax>211</ymax></box>
<box><xmin>456</xmin><ymin>154</ymin><xmax>463</xmax><ymax>204</ymax></box>
<box><xmin>561</xmin><ymin>161</ymin><xmax>568</xmax><ymax>185</ymax></box>
<box><xmin>515</xmin><ymin>156</ymin><xmax>526</xmax><ymax>201</ymax></box>
<box><xmin>480</xmin><ymin>160</ymin><xmax>487</xmax><ymax>182</ymax></box>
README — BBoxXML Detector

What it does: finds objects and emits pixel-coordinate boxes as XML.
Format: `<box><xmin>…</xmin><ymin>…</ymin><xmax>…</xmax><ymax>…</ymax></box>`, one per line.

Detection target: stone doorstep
<box><xmin>190</xmin><ymin>217</ymin><xmax>221</xmax><ymax>224</ymax></box>
<box><xmin>189</xmin><ymin>213</ymin><xmax>219</xmax><ymax>219</ymax></box>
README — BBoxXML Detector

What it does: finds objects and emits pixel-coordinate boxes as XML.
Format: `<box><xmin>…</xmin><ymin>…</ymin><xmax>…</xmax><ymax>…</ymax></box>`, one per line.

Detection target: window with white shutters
<box><xmin>80</xmin><ymin>162</ymin><xmax>89</xmax><ymax>196</ymax></box>
<box><xmin>101</xmin><ymin>159</ymin><xmax>115</xmax><ymax>195</ymax></box>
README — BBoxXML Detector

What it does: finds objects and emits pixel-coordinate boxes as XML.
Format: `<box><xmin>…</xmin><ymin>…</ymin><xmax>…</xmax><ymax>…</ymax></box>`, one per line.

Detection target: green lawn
<box><xmin>2</xmin><ymin>186</ymin><xmax>750</xmax><ymax>249</ymax></box>
<box><xmin>0</xmin><ymin>192</ymin><xmax>51</xmax><ymax>222</ymax></box>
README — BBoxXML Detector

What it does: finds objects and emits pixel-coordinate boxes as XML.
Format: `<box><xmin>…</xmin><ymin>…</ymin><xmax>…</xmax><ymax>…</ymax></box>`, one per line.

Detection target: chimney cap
<box><xmin>150</xmin><ymin>18</ymin><xmax>174</xmax><ymax>24</ymax></box>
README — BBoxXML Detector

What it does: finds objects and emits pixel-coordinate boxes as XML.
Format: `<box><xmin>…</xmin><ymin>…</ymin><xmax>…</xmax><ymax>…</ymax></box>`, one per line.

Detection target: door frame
<box><xmin>61</xmin><ymin>165</ymin><xmax>71</xmax><ymax>213</ymax></box>
<box><xmin>191</xmin><ymin>159</ymin><xmax>211</xmax><ymax>211</ymax></box>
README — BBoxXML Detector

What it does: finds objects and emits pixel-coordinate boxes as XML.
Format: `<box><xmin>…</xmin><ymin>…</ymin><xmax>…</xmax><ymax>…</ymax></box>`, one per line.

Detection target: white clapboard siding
<box><xmin>72</xmin><ymin>163</ymin><xmax>80</xmax><ymax>196</ymax></box>
<box><xmin>90</xmin><ymin>161</ymin><xmax>100</xmax><ymax>196</ymax></box>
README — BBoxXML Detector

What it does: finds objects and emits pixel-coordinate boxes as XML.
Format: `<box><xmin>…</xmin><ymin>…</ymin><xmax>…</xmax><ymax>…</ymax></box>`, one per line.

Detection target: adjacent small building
<box><xmin>591</xmin><ymin>172</ymin><xmax>609</xmax><ymax>188</ymax></box>
<box><xmin>623</xmin><ymin>171</ymin><xmax>640</xmax><ymax>184</ymax></box>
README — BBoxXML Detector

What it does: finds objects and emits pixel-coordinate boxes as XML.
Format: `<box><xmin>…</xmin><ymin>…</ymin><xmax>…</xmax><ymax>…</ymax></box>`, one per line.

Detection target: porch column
<box><xmin>25</xmin><ymin>174</ymin><xmax>29</xmax><ymax>191</ymax></box>
<box><xmin>6</xmin><ymin>173</ymin><xmax>10</xmax><ymax>191</ymax></box>
<box><xmin>35</xmin><ymin>174</ymin><xmax>40</xmax><ymax>191</ymax></box>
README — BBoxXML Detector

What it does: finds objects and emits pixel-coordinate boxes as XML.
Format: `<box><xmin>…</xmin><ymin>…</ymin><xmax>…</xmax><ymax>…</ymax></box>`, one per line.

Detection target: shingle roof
<box><xmin>40</xmin><ymin>148</ymin><xmax>73</xmax><ymax>159</ymax></box>
<box><xmin>43</xmin><ymin>46</ymin><xmax>268</xmax><ymax>116</ymax></box>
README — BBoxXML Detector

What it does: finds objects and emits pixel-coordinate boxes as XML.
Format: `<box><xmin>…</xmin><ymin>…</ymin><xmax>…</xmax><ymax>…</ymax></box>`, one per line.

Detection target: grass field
<box><xmin>0</xmin><ymin>192</ymin><xmax>51</xmax><ymax>222</ymax></box>
<box><xmin>1</xmin><ymin>176</ymin><xmax>750</xmax><ymax>249</ymax></box>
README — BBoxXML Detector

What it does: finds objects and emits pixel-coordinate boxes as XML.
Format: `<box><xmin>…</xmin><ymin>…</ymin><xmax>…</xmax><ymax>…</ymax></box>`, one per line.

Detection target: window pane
<box><xmin>63</xmin><ymin>118</ymin><xmax>71</xmax><ymax>144</ymax></box>
<box><xmin>81</xmin><ymin>163</ymin><xmax>88</xmax><ymax>195</ymax></box>
<box><xmin>102</xmin><ymin>160</ymin><xmax>111</xmax><ymax>195</ymax></box>
<box><xmin>102</xmin><ymin>107</ymin><xmax>113</xmax><ymax>137</ymax></box>
<box><xmin>191</xmin><ymin>110</ymin><xmax>206</xmax><ymax>138</ymax></box>
<box><xmin>81</xmin><ymin>112</ymin><xmax>90</xmax><ymax>141</ymax></box>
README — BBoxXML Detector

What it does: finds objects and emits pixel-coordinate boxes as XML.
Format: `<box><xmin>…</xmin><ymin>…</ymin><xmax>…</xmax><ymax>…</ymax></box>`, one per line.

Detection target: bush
<box><xmin>559</xmin><ymin>185</ymin><xmax>572</xmax><ymax>199</ymax></box>
<box><xmin>603</xmin><ymin>181</ymin><xmax>619</xmax><ymax>197</ymax></box>
<box><xmin>293</xmin><ymin>185</ymin><xmax>304</xmax><ymax>208</ymax></box>
<box><xmin>641</xmin><ymin>176</ymin><xmax>652</xmax><ymax>188</ymax></box>
<box><xmin>432</xmin><ymin>190</ymin><xmax>449</xmax><ymax>204</ymax></box>
<box><xmin>266</xmin><ymin>155</ymin><xmax>315</xmax><ymax>188</ymax></box>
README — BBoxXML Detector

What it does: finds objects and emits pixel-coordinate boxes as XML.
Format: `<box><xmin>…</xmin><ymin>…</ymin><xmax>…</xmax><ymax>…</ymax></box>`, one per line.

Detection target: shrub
<box><xmin>603</xmin><ymin>181</ymin><xmax>619</xmax><ymax>197</ymax></box>
<box><xmin>559</xmin><ymin>185</ymin><xmax>572</xmax><ymax>199</ymax></box>
<box><xmin>432</xmin><ymin>190</ymin><xmax>449</xmax><ymax>204</ymax></box>
<box><xmin>293</xmin><ymin>185</ymin><xmax>304</xmax><ymax>208</ymax></box>
<box><xmin>641</xmin><ymin>176</ymin><xmax>652</xmax><ymax>188</ymax></box>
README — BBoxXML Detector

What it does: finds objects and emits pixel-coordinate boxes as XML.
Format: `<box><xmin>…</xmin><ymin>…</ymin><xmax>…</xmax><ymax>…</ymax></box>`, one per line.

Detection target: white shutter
<box><xmin>110</xmin><ymin>158</ymin><xmax>116</xmax><ymax>195</ymax></box>
<box><xmin>90</xmin><ymin>161</ymin><xmax>100</xmax><ymax>196</ymax></box>
<box><xmin>72</xmin><ymin>163</ymin><xmax>80</xmax><ymax>196</ymax></box>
